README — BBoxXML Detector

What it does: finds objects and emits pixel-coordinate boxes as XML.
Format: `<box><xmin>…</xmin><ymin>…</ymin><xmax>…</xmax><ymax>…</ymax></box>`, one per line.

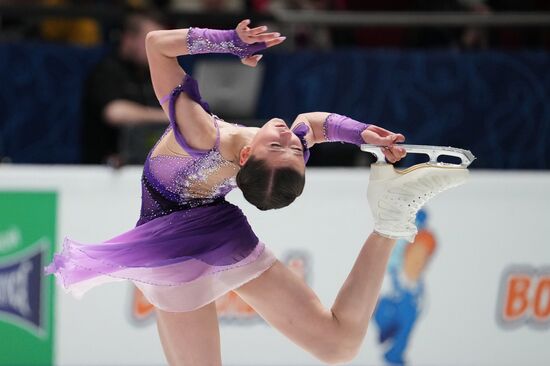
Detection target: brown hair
<box><xmin>236</xmin><ymin>157</ymin><xmax>305</xmax><ymax>210</ymax></box>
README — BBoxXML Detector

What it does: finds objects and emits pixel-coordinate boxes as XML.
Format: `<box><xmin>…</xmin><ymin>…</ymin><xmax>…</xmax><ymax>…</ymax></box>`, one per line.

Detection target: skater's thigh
<box><xmin>156</xmin><ymin>302</ymin><xmax>221</xmax><ymax>366</ymax></box>
<box><xmin>236</xmin><ymin>260</ymin><xmax>337</xmax><ymax>350</ymax></box>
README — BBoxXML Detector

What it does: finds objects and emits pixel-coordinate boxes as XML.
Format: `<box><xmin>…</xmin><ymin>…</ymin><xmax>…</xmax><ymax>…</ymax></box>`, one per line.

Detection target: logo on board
<box><xmin>497</xmin><ymin>265</ymin><xmax>550</xmax><ymax>329</ymax></box>
<box><xmin>0</xmin><ymin>191</ymin><xmax>57</xmax><ymax>366</ymax></box>
<box><xmin>0</xmin><ymin>239</ymin><xmax>49</xmax><ymax>337</ymax></box>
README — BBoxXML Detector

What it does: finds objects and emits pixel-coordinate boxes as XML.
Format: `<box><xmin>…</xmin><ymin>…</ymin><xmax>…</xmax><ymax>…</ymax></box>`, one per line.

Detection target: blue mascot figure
<box><xmin>374</xmin><ymin>209</ymin><xmax>437</xmax><ymax>365</ymax></box>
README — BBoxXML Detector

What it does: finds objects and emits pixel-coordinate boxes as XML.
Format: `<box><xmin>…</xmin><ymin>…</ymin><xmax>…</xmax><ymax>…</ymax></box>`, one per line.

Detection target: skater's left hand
<box><xmin>361</xmin><ymin>125</ymin><xmax>406</xmax><ymax>163</ymax></box>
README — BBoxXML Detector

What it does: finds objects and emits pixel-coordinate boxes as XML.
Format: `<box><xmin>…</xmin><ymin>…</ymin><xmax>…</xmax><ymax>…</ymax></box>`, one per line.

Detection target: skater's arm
<box><xmin>146</xmin><ymin>20</ymin><xmax>284</xmax><ymax>104</ymax></box>
<box><xmin>145</xmin><ymin>21</ymin><xmax>284</xmax><ymax>151</ymax></box>
<box><xmin>291</xmin><ymin>113</ymin><xmax>406</xmax><ymax>163</ymax></box>
<box><xmin>145</xmin><ymin>28</ymin><xmax>190</xmax><ymax>102</ymax></box>
<box><xmin>146</xmin><ymin>28</ymin><xmax>216</xmax><ymax>149</ymax></box>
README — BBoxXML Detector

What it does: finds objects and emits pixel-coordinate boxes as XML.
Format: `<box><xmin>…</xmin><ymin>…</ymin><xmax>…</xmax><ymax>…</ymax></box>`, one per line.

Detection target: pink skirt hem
<box><xmin>133</xmin><ymin>242</ymin><xmax>276</xmax><ymax>312</ymax></box>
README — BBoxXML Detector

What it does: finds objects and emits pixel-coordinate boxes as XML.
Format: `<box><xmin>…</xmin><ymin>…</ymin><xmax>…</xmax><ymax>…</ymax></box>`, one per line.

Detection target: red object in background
<box><xmin>249</xmin><ymin>0</ymin><xmax>270</xmax><ymax>12</ymax></box>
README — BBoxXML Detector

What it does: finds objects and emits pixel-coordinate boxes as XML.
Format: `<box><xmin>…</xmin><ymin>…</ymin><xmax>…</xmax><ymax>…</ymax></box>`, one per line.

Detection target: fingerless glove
<box><xmin>187</xmin><ymin>27</ymin><xmax>266</xmax><ymax>58</ymax></box>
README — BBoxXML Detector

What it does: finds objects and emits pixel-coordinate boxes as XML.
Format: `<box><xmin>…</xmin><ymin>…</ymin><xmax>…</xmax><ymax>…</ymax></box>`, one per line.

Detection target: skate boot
<box><xmin>362</xmin><ymin>144</ymin><xmax>475</xmax><ymax>242</ymax></box>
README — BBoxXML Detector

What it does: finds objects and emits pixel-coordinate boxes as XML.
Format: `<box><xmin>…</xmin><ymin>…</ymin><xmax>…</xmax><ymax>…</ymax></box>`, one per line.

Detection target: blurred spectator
<box><xmin>81</xmin><ymin>10</ymin><xmax>168</xmax><ymax>166</ymax></box>
<box><xmin>459</xmin><ymin>0</ymin><xmax>491</xmax><ymax>49</ymax></box>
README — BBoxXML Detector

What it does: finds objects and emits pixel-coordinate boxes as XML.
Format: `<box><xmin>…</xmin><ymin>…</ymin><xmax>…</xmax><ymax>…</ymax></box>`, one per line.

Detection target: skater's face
<box><xmin>236</xmin><ymin>118</ymin><xmax>306</xmax><ymax>210</ymax></box>
<box><xmin>241</xmin><ymin>118</ymin><xmax>305</xmax><ymax>173</ymax></box>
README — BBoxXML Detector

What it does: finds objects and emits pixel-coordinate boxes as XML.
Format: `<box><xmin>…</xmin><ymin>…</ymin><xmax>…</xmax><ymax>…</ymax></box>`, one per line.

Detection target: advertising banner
<box><xmin>0</xmin><ymin>192</ymin><xmax>56</xmax><ymax>366</ymax></box>
<box><xmin>0</xmin><ymin>167</ymin><xmax>548</xmax><ymax>366</ymax></box>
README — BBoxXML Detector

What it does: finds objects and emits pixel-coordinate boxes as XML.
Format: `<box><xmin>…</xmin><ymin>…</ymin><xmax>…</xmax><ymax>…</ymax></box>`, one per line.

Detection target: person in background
<box><xmin>81</xmin><ymin>9</ymin><xmax>168</xmax><ymax>166</ymax></box>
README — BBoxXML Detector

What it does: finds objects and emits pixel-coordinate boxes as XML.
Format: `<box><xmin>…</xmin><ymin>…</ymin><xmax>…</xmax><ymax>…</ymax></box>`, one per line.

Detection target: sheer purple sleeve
<box><xmin>323</xmin><ymin>113</ymin><xmax>370</xmax><ymax>146</ymax></box>
<box><xmin>186</xmin><ymin>27</ymin><xmax>266</xmax><ymax>59</ymax></box>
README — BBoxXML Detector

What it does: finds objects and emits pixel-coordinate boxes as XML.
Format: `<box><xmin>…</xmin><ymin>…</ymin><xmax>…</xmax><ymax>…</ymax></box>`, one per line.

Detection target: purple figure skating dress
<box><xmin>45</xmin><ymin>75</ymin><xmax>276</xmax><ymax>312</ymax></box>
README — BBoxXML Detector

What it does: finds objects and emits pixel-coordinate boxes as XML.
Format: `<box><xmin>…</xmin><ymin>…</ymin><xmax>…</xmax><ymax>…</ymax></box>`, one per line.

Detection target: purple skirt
<box><xmin>45</xmin><ymin>201</ymin><xmax>276</xmax><ymax>312</ymax></box>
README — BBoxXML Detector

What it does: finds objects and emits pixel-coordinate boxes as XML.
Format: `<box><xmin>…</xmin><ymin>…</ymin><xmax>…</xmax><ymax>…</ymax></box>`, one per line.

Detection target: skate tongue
<box><xmin>360</xmin><ymin>144</ymin><xmax>475</xmax><ymax>168</ymax></box>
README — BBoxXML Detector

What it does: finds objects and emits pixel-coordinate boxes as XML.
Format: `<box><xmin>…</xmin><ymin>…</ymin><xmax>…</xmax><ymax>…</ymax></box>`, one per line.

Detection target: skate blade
<box><xmin>360</xmin><ymin>144</ymin><xmax>476</xmax><ymax>169</ymax></box>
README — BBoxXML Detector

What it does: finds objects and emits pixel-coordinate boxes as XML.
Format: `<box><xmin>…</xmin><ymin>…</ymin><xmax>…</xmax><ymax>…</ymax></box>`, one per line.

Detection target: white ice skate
<box><xmin>361</xmin><ymin>144</ymin><xmax>475</xmax><ymax>242</ymax></box>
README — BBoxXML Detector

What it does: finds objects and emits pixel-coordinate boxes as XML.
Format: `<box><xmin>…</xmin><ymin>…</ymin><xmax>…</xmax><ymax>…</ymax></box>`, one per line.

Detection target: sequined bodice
<box><xmin>138</xmin><ymin>127</ymin><xmax>239</xmax><ymax>225</ymax></box>
<box><xmin>137</xmin><ymin>74</ymin><xmax>243</xmax><ymax>226</ymax></box>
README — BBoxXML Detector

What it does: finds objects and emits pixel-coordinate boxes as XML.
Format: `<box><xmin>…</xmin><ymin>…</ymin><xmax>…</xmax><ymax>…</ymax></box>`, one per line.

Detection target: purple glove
<box><xmin>323</xmin><ymin>113</ymin><xmax>370</xmax><ymax>146</ymax></box>
<box><xmin>187</xmin><ymin>27</ymin><xmax>267</xmax><ymax>59</ymax></box>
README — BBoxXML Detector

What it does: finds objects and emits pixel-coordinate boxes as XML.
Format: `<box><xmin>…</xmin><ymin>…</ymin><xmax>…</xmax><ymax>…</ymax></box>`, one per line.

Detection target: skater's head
<box><xmin>236</xmin><ymin>118</ymin><xmax>306</xmax><ymax>210</ymax></box>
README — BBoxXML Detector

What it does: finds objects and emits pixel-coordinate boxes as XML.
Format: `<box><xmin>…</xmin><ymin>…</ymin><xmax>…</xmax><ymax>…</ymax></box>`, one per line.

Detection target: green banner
<box><xmin>0</xmin><ymin>192</ymin><xmax>56</xmax><ymax>366</ymax></box>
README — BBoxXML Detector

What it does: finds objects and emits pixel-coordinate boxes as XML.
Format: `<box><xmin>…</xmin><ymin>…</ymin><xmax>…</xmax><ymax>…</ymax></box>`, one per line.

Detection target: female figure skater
<box><xmin>47</xmin><ymin>20</ymin><xmax>467</xmax><ymax>365</ymax></box>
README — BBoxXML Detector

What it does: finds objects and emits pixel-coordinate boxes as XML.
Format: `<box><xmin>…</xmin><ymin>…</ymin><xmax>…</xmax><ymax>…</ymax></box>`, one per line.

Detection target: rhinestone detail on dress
<box><xmin>137</xmin><ymin>130</ymin><xmax>239</xmax><ymax>226</ymax></box>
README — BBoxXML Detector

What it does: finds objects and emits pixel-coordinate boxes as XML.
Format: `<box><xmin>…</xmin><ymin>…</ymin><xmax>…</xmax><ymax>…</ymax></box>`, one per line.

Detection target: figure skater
<box><xmin>46</xmin><ymin>20</ymin><xmax>469</xmax><ymax>365</ymax></box>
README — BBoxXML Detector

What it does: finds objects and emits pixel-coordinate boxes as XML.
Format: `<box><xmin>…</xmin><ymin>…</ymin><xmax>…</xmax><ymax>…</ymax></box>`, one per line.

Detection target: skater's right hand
<box><xmin>236</xmin><ymin>19</ymin><xmax>286</xmax><ymax>67</ymax></box>
<box><xmin>361</xmin><ymin>125</ymin><xmax>406</xmax><ymax>163</ymax></box>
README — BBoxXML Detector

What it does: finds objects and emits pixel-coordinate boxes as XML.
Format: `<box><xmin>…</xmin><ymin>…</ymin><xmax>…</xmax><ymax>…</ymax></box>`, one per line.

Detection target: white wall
<box><xmin>1</xmin><ymin>166</ymin><xmax>548</xmax><ymax>366</ymax></box>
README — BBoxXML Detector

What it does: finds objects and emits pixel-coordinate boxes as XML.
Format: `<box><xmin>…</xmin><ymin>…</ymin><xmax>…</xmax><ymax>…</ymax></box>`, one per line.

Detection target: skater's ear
<box><xmin>239</xmin><ymin>146</ymin><xmax>252</xmax><ymax>166</ymax></box>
